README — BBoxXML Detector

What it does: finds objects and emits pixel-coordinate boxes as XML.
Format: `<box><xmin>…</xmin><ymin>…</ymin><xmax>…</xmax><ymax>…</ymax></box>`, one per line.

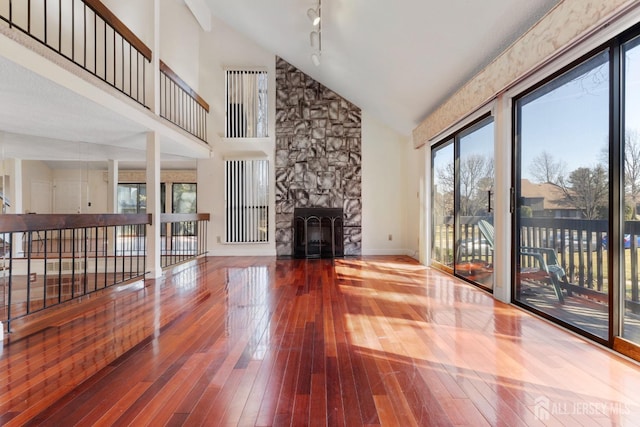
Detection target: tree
<box><xmin>436</xmin><ymin>154</ymin><xmax>494</xmax><ymax>217</ymax></box>
<box><xmin>529</xmin><ymin>151</ymin><xmax>566</xmax><ymax>184</ymax></box>
<box><xmin>625</xmin><ymin>129</ymin><xmax>640</xmax><ymax>219</ymax></box>
<box><xmin>459</xmin><ymin>154</ymin><xmax>494</xmax><ymax>216</ymax></box>
<box><xmin>434</xmin><ymin>162</ymin><xmax>454</xmax><ymax>219</ymax></box>
<box><xmin>558</xmin><ymin>165</ymin><xmax>608</xmax><ymax>219</ymax></box>
<box><xmin>597</xmin><ymin>129</ymin><xmax>640</xmax><ymax>218</ymax></box>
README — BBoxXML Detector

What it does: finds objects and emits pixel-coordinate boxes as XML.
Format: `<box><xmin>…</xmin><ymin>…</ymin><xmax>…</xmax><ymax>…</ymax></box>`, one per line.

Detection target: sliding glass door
<box><xmin>432</xmin><ymin>142</ymin><xmax>454</xmax><ymax>272</ymax></box>
<box><xmin>431</xmin><ymin>117</ymin><xmax>495</xmax><ymax>290</ymax></box>
<box><xmin>514</xmin><ymin>49</ymin><xmax>610</xmax><ymax>340</ymax></box>
<box><xmin>456</xmin><ymin>119</ymin><xmax>495</xmax><ymax>290</ymax></box>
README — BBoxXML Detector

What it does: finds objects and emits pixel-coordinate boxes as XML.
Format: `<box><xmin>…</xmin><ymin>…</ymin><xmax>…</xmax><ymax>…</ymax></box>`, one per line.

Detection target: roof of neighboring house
<box><xmin>520</xmin><ymin>179</ymin><xmax>572</xmax><ymax>211</ymax></box>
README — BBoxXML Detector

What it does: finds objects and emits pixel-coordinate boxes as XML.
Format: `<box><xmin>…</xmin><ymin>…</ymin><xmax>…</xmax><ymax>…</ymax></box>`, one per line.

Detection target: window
<box><xmin>225</xmin><ymin>70</ymin><xmax>268</xmax><ymax>138</ymax></box>
<box><xmin>117</xmin><ymin>183</ymin><xmax>147</xmax><ymax>214</ymax></box>
<box><xmin>172</xmin><ymin>183</ymin><xmax>197</xmax><ymax>214</ymax></box>
<box><xmin>225</xmin><ymin>160</ymin><xmax>269</xmax><ymax>243</ymax></box>
<box><xmin>117</xmin><ymin>183</ymin><xmax>166</xmax><ymax>213</ymax></box>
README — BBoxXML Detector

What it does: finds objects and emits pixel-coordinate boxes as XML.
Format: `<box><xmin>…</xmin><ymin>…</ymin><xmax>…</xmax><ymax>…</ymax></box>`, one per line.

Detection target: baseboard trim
<box><xmin>361</xmin><ymin>248</ymin><xmax>418</xmax><ymax>258</ymax></box>
<box><xmin>209</xmin><ymin>248</ymin><xmax>277</xmax><ymax>257</ymax></box>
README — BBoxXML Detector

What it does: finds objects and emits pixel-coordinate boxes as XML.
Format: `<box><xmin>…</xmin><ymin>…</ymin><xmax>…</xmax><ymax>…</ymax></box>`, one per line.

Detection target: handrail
<box><xmin>0</xmin><ymin>213</ymin><xmax>151</xmax><ymax>233</ymax></box>
<box><xmin>159</xmin><ymin>212</ymin><xmax>209</xmax><ymax>268</ymax></box>
<box><xmin>83</xmin><ymin>0</ymin><xmax>152</xmax><ymax>61</ymax></box>
<box><xmin>159</xmin><ymin>213</ymin><xmax>210</xmax><ymax>223</ymax></box>
<box><xmin>159</xmin><ymin>60</ymin><xmax>209</xmax><ymax>142</ymax></box>
<box><xmin>159</xmin><ymin>61</ymin><xmax>209</xmax><ymax>112</ymax></box>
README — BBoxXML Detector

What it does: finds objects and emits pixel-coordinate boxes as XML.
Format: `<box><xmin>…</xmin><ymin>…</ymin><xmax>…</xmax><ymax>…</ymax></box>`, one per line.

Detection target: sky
<box><xmin>519</xmin><ymin>50</ymin><xmax>609</xmax><ymax>181</ymax></box>
<box><xmin>520</xmin><ymin>45</ymin><xmax>640</xmax><ymax>181</ymax></box>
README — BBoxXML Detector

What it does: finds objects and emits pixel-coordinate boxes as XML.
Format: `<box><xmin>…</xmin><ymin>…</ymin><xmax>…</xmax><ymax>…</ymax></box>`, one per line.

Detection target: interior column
<box><xmin>7</xmin><ymin>159</ymin><xmax>23</xmax><ymax>258</ymax></box>
<box><xmin>146</xmin><ymin>132</ymin><xmax>161</xmax><ymax>278</ymax></box>
<box><xmin>107</xmin><ymin>160</ymin><xmax>119</xmax><ymax>213</ymax></box>
<box><xmin>106</xmin><ymin>160</ymin><xmax>119</xmax><ymax>257</ymax></box>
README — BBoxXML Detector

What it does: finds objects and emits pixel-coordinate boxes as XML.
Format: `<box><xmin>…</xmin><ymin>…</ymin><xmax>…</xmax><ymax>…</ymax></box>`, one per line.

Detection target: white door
<box><xmin>54</xmin><ymin>181</ymin><xmax>83</xmax><ymax>213</ymax></box>
<box><xmin>30</xmin><ymin>180</ymin><xmax>52</xmax><ymax>214</ymax></box>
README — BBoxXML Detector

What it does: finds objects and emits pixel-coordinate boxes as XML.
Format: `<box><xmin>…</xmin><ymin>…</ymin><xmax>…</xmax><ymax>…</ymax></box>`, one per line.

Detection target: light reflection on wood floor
<box><xmin>1</xmin><ymin>256</ymin><xmax>640</xmax><ymax>425</ymax></box>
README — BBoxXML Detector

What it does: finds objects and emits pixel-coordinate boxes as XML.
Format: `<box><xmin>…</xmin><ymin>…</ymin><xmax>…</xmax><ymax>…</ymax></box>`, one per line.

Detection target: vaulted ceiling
<box><xmin>0</xmin><ymin>0</ymin><xmax>561</xmax><ymax>169</ymax></box>
<box><xmin>205</xmin><ymin>0</ymin><xmax>560</xmax><ymax>136</ymax></box>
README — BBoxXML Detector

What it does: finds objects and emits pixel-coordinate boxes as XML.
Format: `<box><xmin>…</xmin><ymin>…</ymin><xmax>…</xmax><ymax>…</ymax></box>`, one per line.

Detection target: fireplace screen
<box><xmin>293</xmin><ymin>208</ymin><xmax>344</xmax><ymax>258</ymax></box>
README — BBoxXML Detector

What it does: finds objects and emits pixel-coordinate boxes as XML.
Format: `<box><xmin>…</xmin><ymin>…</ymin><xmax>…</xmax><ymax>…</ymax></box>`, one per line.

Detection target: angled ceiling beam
<box><xmin>184</xmin><ymin>0</ymin><xmax>212</xmax><ymax>32</ymax></box>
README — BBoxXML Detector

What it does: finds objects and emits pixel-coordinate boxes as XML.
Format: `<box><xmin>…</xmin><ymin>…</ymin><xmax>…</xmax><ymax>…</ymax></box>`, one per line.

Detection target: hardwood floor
<box><xmin>2</xmin><ymin>256</ymin><xmax>640</xmax><ymax>426</ymax></box>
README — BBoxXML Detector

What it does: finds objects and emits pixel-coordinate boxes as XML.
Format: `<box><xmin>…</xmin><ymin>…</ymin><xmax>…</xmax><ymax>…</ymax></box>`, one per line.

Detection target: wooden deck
<box><xmin>2</xmin><ymin>256</ymin><xmax>640</xmax><ymax>425</ymax></box>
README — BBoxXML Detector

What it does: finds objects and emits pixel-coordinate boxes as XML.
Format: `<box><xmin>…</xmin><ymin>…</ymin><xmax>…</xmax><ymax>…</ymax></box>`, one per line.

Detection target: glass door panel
<box><xmin>514</xmin><ymin>50</ymin><xmax>610</xmax><ymax>340</ymax></box>
<box><xmin>623</xmin><ymin>37</ymin><xmax>640</xmax><ymax>344</ymax></box>
<box><xmin>431</xmin><ymin>142</ymin><xmax>454</xmax><ymax>271</ymax></box>
<box><xmin>456</xmin><ymin>118</ymin><xmax>495</xmax><ymax>290</ymax></box>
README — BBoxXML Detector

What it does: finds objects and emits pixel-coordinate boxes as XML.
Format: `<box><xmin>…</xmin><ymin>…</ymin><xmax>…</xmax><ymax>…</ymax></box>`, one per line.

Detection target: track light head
<box><xmin>307</xmin><ymin>8</ymin><xmax>320</xmax><ymax>26</ymax></box>
<box><xmin>311</xmin><ymin>52</ymin><xmax>321</xmax><ymax>66</ymax></box>
<box><xmin>310</xmin><ymin>31</ymin><xmax>320</xmax><ymax>49</ymax></box>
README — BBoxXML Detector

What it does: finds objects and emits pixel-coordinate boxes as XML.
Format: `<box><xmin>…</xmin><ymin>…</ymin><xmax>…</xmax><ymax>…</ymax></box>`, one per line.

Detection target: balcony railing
<box><xmin>160</xmin><ymin>213</ymin><xmax>209</xmax><ymax>268</ymax></box>
<box><xmin>0</xmin><ymin>0</ymin><xmax>152</xmax><ymax>106</ymax></box>
<box><xmin>0</xmin><ymin>213</ymin><xmax>150</xmax><ymax>332</ymax></box>
<box><xmin>159</xmin><ymin>60</ymin><xmax>209</xmax><ymax>142</ymax></box>
<box><xmin>0</xmin><ymin>1</ymin><xmax>211</xmax><ymax>143</ymax></box>
<box><xmin>0</xmin><ymin>212</ymin><xmax>210</xmax><ymax>333</ymax></box>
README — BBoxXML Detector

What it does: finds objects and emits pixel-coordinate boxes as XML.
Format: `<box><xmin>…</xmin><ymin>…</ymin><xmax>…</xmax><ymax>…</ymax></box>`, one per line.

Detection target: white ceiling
<box><xmin>205</xmin><ymin>0</ymin><xmax>560</xmax><ymax>136</ymax></box>
<box><xmin>0</xmin><ymin>55</ymin><xmax>200</xmax><ymax>169</ymax></box>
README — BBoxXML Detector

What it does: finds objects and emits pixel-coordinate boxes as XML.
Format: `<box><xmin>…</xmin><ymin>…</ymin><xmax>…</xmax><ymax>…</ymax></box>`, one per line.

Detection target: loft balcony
<box><xmin>0</xmin><ymin>0</ymin><xmax>210</xmax><ymax>145</ymax></box>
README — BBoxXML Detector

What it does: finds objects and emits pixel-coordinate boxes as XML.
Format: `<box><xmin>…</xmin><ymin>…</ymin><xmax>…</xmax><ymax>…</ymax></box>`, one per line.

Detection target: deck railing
<box><xmin>519</xmin><ymin>217</ymin><xmax>608</xmax><ymax>290</ymax></box>
<box><xmin>0</xmin><ymin>213</ymin><xmax>150</xmax><ymax>332</ymax></box>
<box><xmin>450</xmin><ymin>216</ymin><xmax>640</xmax><ymax>310</ymax></box>
<box><xmin>0</xmin><ymin>0</ymin><xmax>152</xmax><ymax>106</ymax></box>
<box><xmin>160</xmin><ymin>213</ymin><xmax>209</xmax><ymax>268</ymax></box>
<box><xmin>160</xmin><ymin>60</ymin><xmax>209</xmax><ymax>142</ymax></box>
<box><xmin>520</xmin><ymin>217</ymin><xmax>640</xmax><ymax>312</ymax></box>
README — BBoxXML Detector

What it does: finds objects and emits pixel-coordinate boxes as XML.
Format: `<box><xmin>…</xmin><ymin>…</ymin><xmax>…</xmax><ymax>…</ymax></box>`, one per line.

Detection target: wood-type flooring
<box><xmin>2</xmin><ymin>256</ymin><xmax>640</xmax><ymax>426</ymax></box>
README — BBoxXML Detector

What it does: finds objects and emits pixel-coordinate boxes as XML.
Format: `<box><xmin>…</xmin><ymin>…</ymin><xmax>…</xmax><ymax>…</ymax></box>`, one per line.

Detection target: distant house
<box><xmin>520</xmin><ymin>179</ymin><xmax>583</xmax><ymax>218</ymax></box>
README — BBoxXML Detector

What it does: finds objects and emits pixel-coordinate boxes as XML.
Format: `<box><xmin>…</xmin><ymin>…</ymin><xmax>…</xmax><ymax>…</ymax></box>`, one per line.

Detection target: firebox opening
<box><xmin>293</xmin><ymin>208</ymin><xmax>344</xmax><ymax>259</ymax></box>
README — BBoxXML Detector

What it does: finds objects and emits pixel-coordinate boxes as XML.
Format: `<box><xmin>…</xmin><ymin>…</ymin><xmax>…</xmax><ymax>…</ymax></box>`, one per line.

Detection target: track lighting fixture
<box><xmin>308</xmin><ymin>0</ymin><xmax>322</xmax><ymax>66</ymax></box>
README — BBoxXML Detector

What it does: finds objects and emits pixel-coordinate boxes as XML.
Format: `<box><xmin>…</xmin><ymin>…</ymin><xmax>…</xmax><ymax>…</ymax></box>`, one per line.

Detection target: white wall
<box><xmin>160</xmin><ymin>0</ymin><xmax>201</xmax><ymax>90</ymax></box>
<box><xmin>405</xmin><ymin>145</ymin><xmax>424</xmax><ymax>261</ymax></box>
<box><xmin>197</xmin><ymin>15</ymin><xmax>276</xmax><ymax>256</ymax></box>
<box><xmin>3</xmin><ymin>161</ymin><xmax>102</xmax><ymax>215</ymax></box>
<box><xmin>361</xmin><ymin>111</ymin><xmax>415</xmax><ymax>256</ymax></box>
<box><xmin>101</xmin><ymin>0</ymin><xmax>154</xmax><ymax>48</ymax></box>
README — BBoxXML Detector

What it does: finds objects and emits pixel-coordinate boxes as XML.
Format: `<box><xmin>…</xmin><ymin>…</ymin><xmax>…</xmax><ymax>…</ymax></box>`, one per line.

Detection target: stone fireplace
<box><xmin>275</xmin><ymin>57</ymin><xmax>362</xmax><ymax>257</ymax></box>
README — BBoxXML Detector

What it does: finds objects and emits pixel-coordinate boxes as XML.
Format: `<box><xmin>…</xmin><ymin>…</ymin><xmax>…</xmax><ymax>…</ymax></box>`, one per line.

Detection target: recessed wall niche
<box><xmin>275</xmin><ymin>57</ymin><xmax>362</xmax><ymax>257</ymax></box>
